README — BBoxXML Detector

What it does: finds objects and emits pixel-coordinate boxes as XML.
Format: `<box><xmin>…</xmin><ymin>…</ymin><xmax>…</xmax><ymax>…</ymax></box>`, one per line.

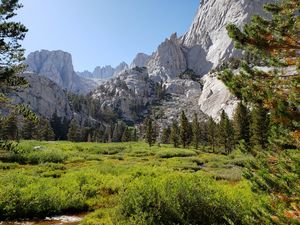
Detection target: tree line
<box><xmin>144</xmin><ymin>102</ymin><xmax>270</xmax><ymax>155</ymax></box>
<box><xmin>0</xmin><ymin>111</ymin><xmax>138</xmax><ymax>143</ymax></box>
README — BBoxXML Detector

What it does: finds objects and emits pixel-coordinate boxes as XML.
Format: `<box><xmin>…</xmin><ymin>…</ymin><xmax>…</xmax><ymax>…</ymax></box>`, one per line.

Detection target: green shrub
<box><xmin>156</xmin><ymin>149</ymin><xmax>197</xmax><ymax>158</ymax></box>
<box><xmin>118</xmin><ymin>173</ymin><xmax>258</xmax><ymax>225</ymax></box>
<box><xmin>0</xmin><ymin>162</ymin><xmax>18</xmax><ymax>170</ymax></box>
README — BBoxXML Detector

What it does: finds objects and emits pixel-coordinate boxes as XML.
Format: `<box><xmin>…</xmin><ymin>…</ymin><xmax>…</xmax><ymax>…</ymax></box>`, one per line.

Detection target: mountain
<box><xmin>90</xmin><ymin>0</ymin><xmax>274</xmax><ymax>122</ymax></box>
<box><xmin>77</xmin><ymin>62</ymin><xmax>129</xmax><ymax>80</ymax></box>
<box><xmin>25</xmin><ymin>50</ymin><xmax>97</xmax><ymax>94</ymax></box>
<box><xmin>11</xmin><ymin>73</ymin><xmax>73</xmax><ymax>120</ymax></box>
<box><xmin>181</xmin><ymin>0</ymin><xmax>273</xmax><ymax>70</ymax></box>
<box><xmin>130</xmin><ymin>53</ymin><xmax>151</xmax><ymax>68</ymax></box>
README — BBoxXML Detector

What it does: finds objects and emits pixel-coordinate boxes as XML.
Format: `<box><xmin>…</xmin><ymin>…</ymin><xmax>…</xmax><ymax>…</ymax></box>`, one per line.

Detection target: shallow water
<box><xmin>0</xmin><ymin>215</ymin><xmax>84</xmax><ymax>225</ymax></box>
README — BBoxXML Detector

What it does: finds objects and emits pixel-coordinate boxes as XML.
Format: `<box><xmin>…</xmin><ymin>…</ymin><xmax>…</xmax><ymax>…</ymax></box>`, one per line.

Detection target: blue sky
<box><xmin>16</xmin><ymin>0</ymin><xmax>199</xmax><ymax>71</ymax></box>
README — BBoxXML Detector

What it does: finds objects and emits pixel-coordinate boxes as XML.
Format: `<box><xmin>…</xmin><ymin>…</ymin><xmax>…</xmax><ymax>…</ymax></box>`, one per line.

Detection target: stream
<box><xmin>0</xmin><ymin>214</ymin><xmax>85</xmax><ymax>225</ymax></box>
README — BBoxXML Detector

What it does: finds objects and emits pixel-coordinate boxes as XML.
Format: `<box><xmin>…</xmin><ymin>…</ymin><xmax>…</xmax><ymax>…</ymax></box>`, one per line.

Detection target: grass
<box><xmin>0</xmin><ymin>140</ymin><xmax>257</xmax><ymax>224</ymax></box>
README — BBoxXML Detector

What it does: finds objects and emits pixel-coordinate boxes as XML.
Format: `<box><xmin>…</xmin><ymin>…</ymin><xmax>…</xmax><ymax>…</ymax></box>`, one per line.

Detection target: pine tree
<box><xmin>103</xmin><ymin>125</ymin><xmax>113</xmax><ymax>143</ymax></box>
<box><xmin>233</xmin><ymin>102</ymin><xmax>250</xmax><ymax>144</ymax></box>
<box><xmin>219</xmin><ymin>1</ymin><xmax>300</xmax><ymax>223</ymax></box>
<box><xmin>207</xmin><ymin>117</ymin><xmax>217</xmax><ymax>152</ymax></box>
<box><xmin>121</xmin><ymin>127</ymin><xmax>131</xmax><ymax>142</ymax></box>
<box><xmin>40</xmin><ymin>119</ymin><xmax>55</xmax><ymax>141</ymax></box>
<box><xmin>220</xmin><ymin>0</ymin><xmax>300</xmax><ymax>148</ymax></box>
<box><xmin>112</xmin><ymin>122</ymin><xmax>125</xmax><ymax>142</ymax></box>
<box><xmin>131</xmin><ymin>128</ymin><xmax>138</xmax><ymax>142</ymax></box>
<box><xmin>22</xmin><ymin>118</ymin><xmax>36</xmax><ymax>140</ymax></box>
<box><xmin>67</xmin><ymin>119</ymin><xmax>80</xmax><ymax>142</ymax></box>
<box><xmin>161</xmin><ymin>126</ymin><xmax>171</xmax><ymax>144</ymax></box>
<box><xmin>170</xmin><ymin>120</ymin><xmax>180</xmax><ymax>148</ymax></box>
<box><xmin>192</xmin><ymin>113</ymin><xmax>201</xmax><ymax>149</ymax></box>
<box><xmin>250</xmin><ymin>104</ymin><xmax>269</xmax><ymax>149</ymax></box>
<box><xmin>218</xmin><ymin>110</ymin><xmax>234</xmax><ymax>154</ymax></box>
<box><xmin>145</xmin><ymin>117</ymin><xmax>156</xmax><ymax>147</ymax></box>
<box><xmin>1</xmin><ymin>114</ymin><xmax>18</xmax><ymax>140</ymax></box>
<box><xmin>199</xmin><ymin>121</ymin><xmax>208</xmax><ymax>146</ymax></box>
<box><xmin>179</xmin><ymin>111</ymin><xmax>191</xmax><ymax>148</ymax></box>
<box><xmin>0</xmin><ymin>0</ymin><xmax>28</xmax><ymax>89</ymax></box>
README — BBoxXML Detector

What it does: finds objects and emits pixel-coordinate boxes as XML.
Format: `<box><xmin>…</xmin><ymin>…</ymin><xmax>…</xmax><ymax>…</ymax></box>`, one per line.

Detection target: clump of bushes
<box><xmin>8</xmin><ymin>148</ymin><xmax>67</xmax><ymax>164</ymax></box>
<box><xmin>118</xmin><ymin>173</ymin><xmax>258</xmax><ymax>225</ymax></box>
<box><xmin>156</xmin><ymin>149</ymin><xmax>197</xmax><ymax>158</ymax></box>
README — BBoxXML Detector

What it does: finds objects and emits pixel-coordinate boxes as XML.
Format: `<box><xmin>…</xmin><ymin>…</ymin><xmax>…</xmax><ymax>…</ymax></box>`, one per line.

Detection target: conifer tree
<box><xmin>199</xmin><ymin>121</ymin><xmax>208</xmax><ymax>146</ymax></box>
<box><xmin>218</xmin><ymin>110</ymin><xmax>234</xmax><ymax>154</ymax></box>
<box><xmin>145</xmin><ymin>117</ymin><xmax>156</xmax><ymax>147</ymax></box>
<box><xmin>233</xmin><ymin>102</ymin><xmax>250</xmax><ymax>144</ymax></box>
<box><xmin>179</xmin><ymin>111</ymin><xmax>191</xmax><ymax>148</ymax></box>
<box><xmin>250</xmin><ymin>104</ymin><xmax>269</xmax><ymax>149</ymax></box>
<box><xmin>219</xmin><ymin>1</ymin><xmax>300</xmax><ymax>223</ymax></box>
<box><xmin>67</xmin><ymin>119</ymin><xmax>80</xmax><ymax>142</ymax></box>
<box><xmin>0</xmin><ymin>0</ymin><xmax>28</xmax><ymax>90</ymax></box>
<box><xmin>121</xmin><ymin>127</ymin><xmax>131</xmax><ymax>142</ymax></box>
<box><xmin>22</xmin><ymin>118</ymin><xmax>36</xmax><ymax>140</ymax></box>
<box><xmin>192</xmin><ymin>113</ymin><xmax>201</xmax><ymax>149</ymax></box>
<box><xmin>1</xmin><ymin>113</ymin><xmax>18</xmax><ymax>140</ymax></box>
<box><xmin>207</xmin><ymin>117</ymin><xmax>217</xmax><ymax>152</ymax></box>
<box><xmin>40</xmin><ymin>118</ymin><xmax>55</xmax><ymax>141</ymax></box>
<box><xmin>131</xmin><ymin>128</ymin><xmax>138</xmax><ymax>142</ymax></box>
<box><xmin>103</xmin><ymin>125</ymin><xmax>113</xmax><ymax>143</ymax></box>
<box><xmin>170</xmin><ymin>120</ymin><xmax>180</xmax><ymax>148</ymax></box>
<box><xmin>161</xmin><ymin>126</ymin><xmax>171</xmax><ymax>144</ymax></box>
<box><xmin>112</xmin><ymin>122</ymin><xmax>125</xmax><ymax>142</ymax></box>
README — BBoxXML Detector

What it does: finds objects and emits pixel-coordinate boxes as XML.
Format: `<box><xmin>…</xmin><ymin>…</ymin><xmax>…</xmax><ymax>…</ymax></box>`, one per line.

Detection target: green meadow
<box><xmin>0</xmin><ymin>140</ymin><xmax>268</xmax><ymax>225</ymax></box>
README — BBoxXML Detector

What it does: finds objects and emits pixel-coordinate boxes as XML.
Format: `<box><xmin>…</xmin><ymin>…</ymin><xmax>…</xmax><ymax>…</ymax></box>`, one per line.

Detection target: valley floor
<box><xmin>0</xmin><ymin>141</ymin><xmax>261</xmax><ymax>225</ymax></box>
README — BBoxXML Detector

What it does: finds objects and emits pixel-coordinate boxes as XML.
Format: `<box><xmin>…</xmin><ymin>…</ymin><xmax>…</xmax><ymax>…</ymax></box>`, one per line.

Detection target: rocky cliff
<box><xmin>88</xmin><ymin>0</ymin><xmax>274</xmax><ymax>122</ymax></box>
<box><xmin>26</xmin><ymin>50</ymin><xmax>97</xmax><ymax>94</ymax></box>
<box><xmin>130</xmin><ymin>53</ymin><xmax>151</xmax><ymax>69</ymax></box>
<box><xmin>77</xmin><ymin>62</ymin><xmax>129</xmax><ymax>80</ymax></box>
<box><xmin>11</xmin><ymin>73</ymin><xmax>73</xmax><ymax>120</ymax></box>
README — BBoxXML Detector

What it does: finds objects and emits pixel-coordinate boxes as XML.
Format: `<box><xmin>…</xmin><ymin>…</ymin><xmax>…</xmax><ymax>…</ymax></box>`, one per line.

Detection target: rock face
<box><xmin>198</xmin><ymin>73</ymin><xmax>238</xmax><ymax>120</ymax></box>
<box><xmin>26</xmin><ymin>50</ymin><xmax>97</xmax><ymax>94</ymax></box>
<box><xmin>147</xmin><ymin>33</ymin><xmax>187</xmax><ymax>81</ymax></box>
<box><xmin>92</xmin><ymin>67</ymin><xmax>156</xmax><ymax>122</ymax></box>
<box><xmin>130</xmin><ymin>53</ymin><xmax>151</xmax><ymax>68</ymax></box>
<box><xmin>93</xmin><ymin>65</ymin><xmax>115</xmax><ymax>79</ymax></box>
<box><xmin>11</xmin><ymin>73</ymin><xmax>73</xmax><ymax>120</ymax></box>
<box><xmin>182</xmin><ymin>0</ymin><xmax>274</xmax><ymax>69</ymax></box>
<box><xmin>77</xmin><ymin>62</ymin><xmax>129</xmax><ymax>80</ymax></box>
<box><xmin>89</xmin><ymin>0</ymin><xmax>274</xmax><ymax>121</ymax></box>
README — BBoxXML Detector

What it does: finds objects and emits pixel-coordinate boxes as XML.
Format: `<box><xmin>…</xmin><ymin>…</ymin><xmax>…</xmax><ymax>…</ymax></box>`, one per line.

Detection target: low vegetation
<box><xmin>0</xmin><ymin>140</ymin><xmax>261</xmax><ymax>224</ymax></box>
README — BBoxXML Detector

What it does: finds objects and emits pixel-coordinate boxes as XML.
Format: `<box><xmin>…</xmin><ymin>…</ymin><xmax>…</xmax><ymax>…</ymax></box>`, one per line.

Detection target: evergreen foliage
<box><xmin>207</xmin><ymin>117</ymin><xmax>217</xmax><ymax>152</ymax></box>
<box><xmin>250</xmin><ymin>104</ymin><xmax>270</xmax><ymax>149</ymax></box>
<box><xmin>179</xmin><ymin>111</ymin><xmax>191</xmax><ymax>148</ymax></box>
<box><xmin>39</xmin><ymin>118</ymin><xmax>55</xmax><ymax>141</ymax></box>
<box><xmin>161</xmin><ymin>126</ymin><xmax>171</xmax><ymax>144</ymax></box>
<box><xmin>170</xmin><ymin>120</ymin><xmax>180</xmax><ymax>148</ymax></box>
<box><xmin>192</xmin><ymin>113</ymin><xmax>201</xmax><ymax>149</ymax></box>
<box><xmin>145</xmin><ymin>117</ymin><xmax>156</xmax><ymax>147</ymax></box>
<box><xmin>67</xmin><ymin>119</ymin><xmax>80</xmax><ymax>142</ymax></box>
<box><xmin>233</xmin><ymin>102</ymin><xmax>250</xmax><ymax>144</ymax></box>
<box><xmin>21</xmin><ymin>118</ymin><xmax>36</xmax><ymax>140</ymax></box>
<box><xmin>0</xmin><ymin>0</ymin><xmax>28</xmax><ymax>89</ymax></box>
<box><xmin>220</xmin><ymin>0</ymin><xmax>300</xmax><ymax>223</ymax></box>
<box><xmin>121</xmin><ymin>127</ymin><xmax>131</xmax><ymax>142</ymax></box>
<box><xmin>218</xmin><ymin>110</ymin><xmax>234</xmax><ymax>154</ymax></box>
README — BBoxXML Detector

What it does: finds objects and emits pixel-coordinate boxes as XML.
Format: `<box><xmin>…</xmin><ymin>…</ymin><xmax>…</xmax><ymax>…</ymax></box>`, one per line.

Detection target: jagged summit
<box><xmin>25</xmin><ymin>50</ymin><xmax>97</xmax><ymax>94</ymax></box>
<box><xmin>182</xmin><ymin>0</ymin><xmax>274</xmax><ymax>68</ymax></box>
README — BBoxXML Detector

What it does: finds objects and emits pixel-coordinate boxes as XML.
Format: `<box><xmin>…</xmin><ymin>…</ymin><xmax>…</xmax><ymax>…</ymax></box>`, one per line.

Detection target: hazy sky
<box><xmin>16</xmin><ymin>0</ymin><xmax>199</xmax><ymax>71</ymax></box>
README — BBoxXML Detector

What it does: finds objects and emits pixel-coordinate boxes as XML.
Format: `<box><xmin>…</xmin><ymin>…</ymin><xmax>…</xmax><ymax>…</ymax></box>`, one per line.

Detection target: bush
<box><xmin>156</xmin><ymin>149</ymin><xmax>197</xmax><ymax>158</ymax></box>
<box><xmin>118</xmin><ymin>173</ymin><xmax>258</xmax><ymax>225</ymax></box>
<box><xmin>8</xmin><ymin>148</ymin><xmax>67</xmax><ymax>164</ymax></box>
